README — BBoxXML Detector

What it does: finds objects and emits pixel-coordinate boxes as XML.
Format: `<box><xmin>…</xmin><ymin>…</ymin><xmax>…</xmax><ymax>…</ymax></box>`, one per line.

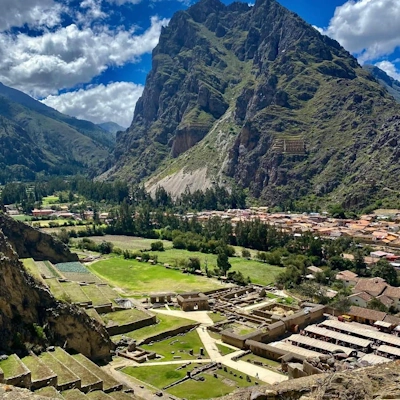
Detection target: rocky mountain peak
<box><xmin>108</xmin><ymin>0</ymin><xmax>400</xmax><ymax>209</ymax></box>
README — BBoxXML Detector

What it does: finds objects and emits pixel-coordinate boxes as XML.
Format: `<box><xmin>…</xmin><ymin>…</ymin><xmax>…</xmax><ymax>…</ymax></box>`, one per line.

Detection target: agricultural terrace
<box><xmin>123</xmin><ymin>363</ymin><xmax>260</xmax><ymax>400</ymax></box>
<box><xmin>54</xmin><ymin>262</ymin><xmax>103</xmax><ymax>283</ymax></box>
<box><xmin>141</xmin><ymin>330</ymin><xmax>208</xmax><ymax>362</ymax></box>
<box><xmin>102</xmin><ymin>309</ymin><xmax>150</xmax><ymax>326</ymax></box>
<box><xmin>85</xmin><ymin>235</ymin><xmax>284</xmax><ymax>286</ymax></box>
<box><xmin>87</xmin><ymin>257</ymin><xmax>225</xmax><ymax>295</ymax></box>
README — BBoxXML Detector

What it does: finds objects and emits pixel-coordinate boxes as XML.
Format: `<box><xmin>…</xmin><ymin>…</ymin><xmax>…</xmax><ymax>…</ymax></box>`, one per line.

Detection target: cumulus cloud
<box><xmin>106</xmin><ymin>0</ymin><xmax>142</xmax><ymax>4</ymax></box>
<box><xmin>0</xmin><ymin>16</ymin><xmax>169</xmax><ymax>97</ymax></box>
<box><xmin>42</xmin><ymin>81</ymin><xmax>143</xmax><ymax>127</ymax></box>
<box><xmin>375</xmin><ymin>61</ymin><xmax>400</xmax><ymax>82</ymax></box>
<box><xmin>0</xmin><ymin>0</ymin><xmax>65</xmax><ymax>32</ymax></box>
<box><xmin>321</xmin><ymin>0</ymin><xmax>400</xmax><ymax>63</ymax></box>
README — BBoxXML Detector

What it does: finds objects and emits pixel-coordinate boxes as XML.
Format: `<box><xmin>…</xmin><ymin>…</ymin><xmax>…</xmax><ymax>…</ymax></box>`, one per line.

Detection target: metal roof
<box><xmin>360</xmin><ymin>354</ymin><xmax>391</xmax><ymax>365</ymax></box>
<box><xmin>287</xmin><ymin>334</ymin><xmax>355</xmax><ymax>356</ymax></box>
<box><xmin>270</xmin><ymin>341</ymin><xmax>322</xmax><ymax>359</ymax></box>
<box><xmin>321</xmin><ymin>319</ymin><xmax>400</xmax><ymax>348</ymax></box>
<box><xmin>304</xmin><ymin>326</ymin><xmax>372</xmax><ymax>348</ymax></box>
<box><xmin>377</xmin><ymin>345</ymin><xmax>400</xmax><ymax>358</ymax></box>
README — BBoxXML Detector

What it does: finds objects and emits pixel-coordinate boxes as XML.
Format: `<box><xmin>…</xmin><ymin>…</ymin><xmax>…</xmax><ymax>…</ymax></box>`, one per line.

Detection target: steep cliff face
<box><xmin>0</xmin><ymin>213</ymin><xmax>78</xmax><ymax>263</ymax></box>
<box><xmin>0</xmin><ymin>218</ymin><xmax>112</xmax><ymax>359</ymax></box>
<box><xmin>109</xmin><ymin>0</ymin><xmax>400</xmax><ymax>209</ymax></box>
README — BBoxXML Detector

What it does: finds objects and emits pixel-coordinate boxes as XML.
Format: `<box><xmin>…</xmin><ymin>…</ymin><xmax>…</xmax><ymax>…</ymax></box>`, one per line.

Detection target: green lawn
<box><xmin>141</xmin><ymin>330</ymin><xmax>208</xmax><ymax>361</ymax></box>
<box><xmin>0</xmin><ymin>354</ymin><xmax>26</xmax><ymax>378</ymax></box>
<box><xmin>122</xmin><ymin>364</ymin><xmax>187</xmax><ymax>389</ymax></box>
<box><xmin>87</xmin><ymin>257</ymin><xmax>224</xmax><ymax>294</ymax></box>
<box><xmin>12</xmin><ymin>215</ymin><xmax>32</xmax><ymax>221</ymax></box>
<box><xmin>21</xmin><ymin>258</ymin><xmax>43</xmax><ymax>282</ymax></box>
<box><xmin>208</xmin><ymin>312</ymin><xmax>227</xmax><ymax>324</ymax></box>
<box><xmin>149</xmin><ymin>248</ymin><xmax>283</xmax><ymax>286</ymax></box>
<box><xmin>39</xmin><ymin>352</ymin><xmax>78</xmax><ymax>386</ymax></box>
<box><xmin>42</xmin><ymin>195</ymin><xmax>60</xmax><ymax>205</ymax></box>
<box><xmin>216</xmin><ymin>343</ymin><xmax>236</xmax><ymax>356</ymax></box>
<box><xmin>112</xmin><ymin>313</ymin><xmax>194</xmax><ymax>342</ymax></box>
<box><xmin>21</xmin><ymin>355</ymin><xmax>54</xmax><ymax>381</ymax></box>
<box><xmin>123</xmin><ymin>364</ymin><xmax>260</xmax><ymax>400</ymax></box>
<box><xmin>85</xmin><ymin>235</ymin><xmax>172</xmax><ymax>251</ymax></box>
<box><xmin>85</xmin><ymin>236</ymin><xmax>283</xmax><ymax>285</ymax></box>
<box><xmin>243</xmin><ymin>354</ymin><xmax>281</xmax><ymax>369</ymax></box>
<box><xmin>81</xmin><ymin>285</ymin><xmax>110</xmax><ymax>306</ymax></box>
<box><xmin>102</xmin><ymin>309</ymin><xmax>150</xmax><ymax>326</ymax></box>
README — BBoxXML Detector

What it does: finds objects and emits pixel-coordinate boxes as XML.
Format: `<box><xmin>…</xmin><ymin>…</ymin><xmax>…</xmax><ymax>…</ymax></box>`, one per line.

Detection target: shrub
<box><xmin>151</xmin><ymin>241</ymin><xmax>164</xmax><ymax>251</ymax></box>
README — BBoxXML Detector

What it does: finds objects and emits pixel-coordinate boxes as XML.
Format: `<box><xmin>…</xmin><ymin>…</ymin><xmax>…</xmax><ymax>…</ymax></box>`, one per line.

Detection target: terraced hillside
<box><xmin>0</xmin><ymin>348</ymin><xmax>130</xmax><ymax>399</ymax></box>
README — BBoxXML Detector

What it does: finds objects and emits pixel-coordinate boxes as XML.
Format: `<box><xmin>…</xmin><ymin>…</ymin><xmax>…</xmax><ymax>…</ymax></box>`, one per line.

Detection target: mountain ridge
<box><xmin>106</xmin><ymin>0</ymin><xmax>400</xmax><ymax>210</ymax></box>
<box><xmin>0</xmin><ymin>83</ymin><xmax>112</xmax><ymax>182</ymax></box>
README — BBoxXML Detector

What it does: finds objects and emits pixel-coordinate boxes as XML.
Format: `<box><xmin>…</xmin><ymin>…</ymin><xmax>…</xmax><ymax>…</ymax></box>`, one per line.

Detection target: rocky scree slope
<box><xmin>0</xmin><ymin>214</ymin><xmax>113</xmax><ymax>359</ymax></box>
<box><xmin>364</xmin><ymin>65</ymin><xmax>400</xmax><ymax>103</ymax></box>
<box><xmin>108</xmin><ymin>0</ymin><xmax>400</xmax><ymax>209</ymax></box>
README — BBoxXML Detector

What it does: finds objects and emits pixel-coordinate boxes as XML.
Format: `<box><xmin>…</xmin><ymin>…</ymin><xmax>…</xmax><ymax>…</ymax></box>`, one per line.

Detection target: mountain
<box><xmin>0</xmin><ymin>213</ymin><xmax>112</xmax><ymax>358</ymax></box>
<box><xmin>98</xmin><ymin>121</ymin><xmax>125</xmax><ymax>135</ymax></box>
<box><xmin>364</xmin><ymin>65</ymin><xmax>400</xmax><ymax>102</ymax></box>
<box><xmin>0</xmin><ymin>83</ymin><xmax>113</xmax><ymax>182</ymax></box>
<box><xmin>106</xmin><ymin>0</ymin><xmax>400</xmax><ymax>210</ymax></box>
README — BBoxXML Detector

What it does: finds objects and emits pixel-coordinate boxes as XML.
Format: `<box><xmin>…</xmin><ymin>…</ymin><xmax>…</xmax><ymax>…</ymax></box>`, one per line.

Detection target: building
<box><xmin>32</xmin><ymin>209</ymin><xmax>54</xmax><ymax>217</ymax></box>
<box><xmin>382</xmin><ymin>286</ymin><xmax>400</xmax><ymax>311</ymax></box>
<box><xmin>347</xmin><ymin>292</ymin><xmax>373</xmax><ymax>308</ymax></box>
<box><xmin>347</xmin><ymin>306</ymin><xmax>387</xmax><ymax>325</ymax></box>
<box><xmin>177</xmin><ymin>292</ymin><xmax>209</xmax><ymax>311</ymax></box>
<box><xmin>336</xmin><ymin>270</ymin><xmax>359</xmax><ymax>287</ymax></box>
<box><xmin>352</xmin><ymin>277</ymin><xmax>388</xmax><ymax>297</ymax></box>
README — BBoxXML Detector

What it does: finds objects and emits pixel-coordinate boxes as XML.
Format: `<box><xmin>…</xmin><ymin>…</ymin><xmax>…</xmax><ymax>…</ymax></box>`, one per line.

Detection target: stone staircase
<box><xmin>0</xmin><ymin>348</ymin><xmax>133</xmax><ymax>399</ymax></box>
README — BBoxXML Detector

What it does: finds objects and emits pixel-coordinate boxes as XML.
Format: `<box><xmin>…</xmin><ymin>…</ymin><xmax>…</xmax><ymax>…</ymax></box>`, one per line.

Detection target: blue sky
<box><xmin>0</xmin><ymin>0</ymin><xmax>399</xmax><ymax>127</ymax></box>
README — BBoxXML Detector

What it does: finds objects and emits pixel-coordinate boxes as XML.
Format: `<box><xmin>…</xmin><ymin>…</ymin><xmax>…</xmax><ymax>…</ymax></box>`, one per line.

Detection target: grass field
<box><xmin>39</xmin><ymin>352</ymin><xmax>78</xmax><ymax>386</ymax></box>
<box><xmin>102</xmin><ymin>309</ymin><xmax>150</xmax><ymax>326</ymax></box>
<box><xmin>141</xmin><ymin>330</ymin><xmax>207</xmax><ymax>361</ymax></box>
<box><xmin>42</xmin><ymin>195</ymin><xmax>60</xmax><ymax>205</ymax></box>
<box><xmin>0</xmin><ymin>354</ymin><xmax>26</xmax><ymax>378</ymax></box>
<box><xmin>86</xmin><ymin>235</ymin><xmax>283</xmax><ymax>285</ymax></box>
<box><xmin>243</xmin><ymin>354</ymin><xmax>281</xmax><ymax>369</ymax></box>
<box><xmin>208</xmin><ymin>312</ymin><xmax>227</xmax><ymax>324</ymax></box>
<box><xmin>84</xmin><ymin>235</ymin><xmax>172</xmax><ymax>251</ymax></box>
<box><xmin>21</xmin><ymin>258</ymin><xmax>43</xmax><ymax>282</ymax></box>
<box><xmin>113</xmin><ymin>313</ymin><xmax>195</xmax><ymax>342</ymax></box>
<box><xmin>87</xmin><ymin>257</ymin><xmax>225</xmax><ymax>294</ymax></box>
<box><xmin>216</xmin><ymin>343</ymin><xmax>236</xmax><ymax>356</ymax></box>
<box><xmin>123</xmin><ymin>363</ymin><xmax>260</xmax><ymax>399</ymax></box>
<box><xmin>11</xmin><ymin>215</ymin><xmax>32</xmax><ymax>221</ymax></box>
<box><xmin>21</xmin><ymin>355</ymin><xmax>54</xmax><ymax>381</ymax></box>
<box><xmin>35</xmin><ymin>386</ymin><xmax>63</xmax><ymax>399</ymax></box>
<box><xmin>81</xmin><ymin>285</ymin><xmax>110</xmax><ymax>305</ymax></box>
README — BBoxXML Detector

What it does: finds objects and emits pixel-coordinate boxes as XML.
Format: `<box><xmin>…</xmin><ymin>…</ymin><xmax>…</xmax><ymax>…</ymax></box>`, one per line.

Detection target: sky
<box><xmin>0</xmin><ymin>0</ymin><xmax>399</xmax><ymax>128</ymax></box>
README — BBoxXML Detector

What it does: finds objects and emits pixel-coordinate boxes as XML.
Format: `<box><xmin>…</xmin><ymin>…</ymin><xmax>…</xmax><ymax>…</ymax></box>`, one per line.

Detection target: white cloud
<box><xmin>0</xmin><ymin>16</ymin><xmax>169</xmax><ymax>97</ymax></box>
<box><xmin>320</xmin><ymin>0</ymin><xmax>400</xmax><ymax>63</ymax></box>
<box><xmin>80</xmin><ymin>0</ymin><xmax>106</xmax><ymax>20</ymax></box>
<box><xmin>105</xmin><ymin>0</ymin><xmax>142</xmax><ymax>4</ymax></box>
<box><xmin>0</xmin><ymin>0</ymin><xmax>65</xmax><ymax>32</ymax></box>
<box><xmin>42</xmin><ymin>81</ymin><xmax>143</xmax><ymax>127</ymax></box>
<box><xmin>375</xmin><ymin>61</ymin><xmax>400</xmax><ymax>81</ymax></box>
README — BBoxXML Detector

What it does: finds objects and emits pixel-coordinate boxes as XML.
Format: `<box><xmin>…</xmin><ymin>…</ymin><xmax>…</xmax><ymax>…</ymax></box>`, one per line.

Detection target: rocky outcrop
<box><xmin>0</xmin><ymin>213</ymin><xmax>77</xmax><ymax>263</ymax></box>
<box><xmin>108</xmin><ymin>0</ymin><xmax>400</xmax><ymax>209</ymax></box>
<box><xmin>0</xmin><ymin>384</ymin><xmax>57</xmax><ymax>399</ymax></box>
<box><xmin>0</xmin><ymin>226</ymin><xmax>113</xmax><ymax>359</ymax></box>
<box><xmin>220</xmin><ymin>361</ymin><xmax>400</xmax><ymax>400</ymax></box>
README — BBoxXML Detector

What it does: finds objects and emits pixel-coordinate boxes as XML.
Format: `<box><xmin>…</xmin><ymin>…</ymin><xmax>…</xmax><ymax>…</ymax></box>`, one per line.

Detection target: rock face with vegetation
<box><xmin>0</xmin><ymin>216</ymin><xmax>113</xmax><ymax>359</ymax></box>
<box><xmin>220</xmin><ymin>361</ymin><xmax>400</xmax><ymax>400</ymax></box>
<box><xmin>108</xmin><ymin>0</ymin><xmax>400</xmax><ymax>210</ymax></box>
<box><xmin>364</xmin><ymin>64</ymin><xmax>400</xmax><ymax>103</ymax></box>
<box><xmin>0</xmin><ymin>82</ymin><xmax>112</xmax><ymax>182</ymax></box>
<box><xmin>0</xmin><ymin>213</ymin><xmax>78</xmax><ymax>264</ymax></box>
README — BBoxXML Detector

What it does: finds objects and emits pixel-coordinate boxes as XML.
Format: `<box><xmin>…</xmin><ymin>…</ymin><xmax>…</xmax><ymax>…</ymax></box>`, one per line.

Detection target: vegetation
<box><xmin>141</xmin><ymin>330</ymin><xmax>208</xmax><ymax>361</ymax></box>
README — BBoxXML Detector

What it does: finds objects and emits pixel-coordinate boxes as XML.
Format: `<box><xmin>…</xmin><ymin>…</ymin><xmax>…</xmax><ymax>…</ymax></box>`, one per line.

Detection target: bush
<box><xmin>151</xmin><ymin>241</ymin><xmax>164</xmax><ymax>251</ymax></box>
<box><xmin>242</xmin><ymin>249</ymin><xmax>251</xmax><ymax>259</ymax></box>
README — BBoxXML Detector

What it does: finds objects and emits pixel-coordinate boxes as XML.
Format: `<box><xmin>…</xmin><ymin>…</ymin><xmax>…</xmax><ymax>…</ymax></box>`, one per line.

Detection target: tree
<box><xmin>151</xmin><ymin>241</ymin><xmax>164</xmax><ymax>252</ymax></box>
<box><xmin>242</xmin><ymin>249</ymin><xmax>251</xmax><ymax>259</ymax></box>
<box><xmin>256</xmin><ymin>251</ymin><xmax>268</xmax><ymax>263</ymax></box>
<box><xmin>98</xmin><ymin>241</ymin><xmax>114</xmax><ymax>254</ymax></box>
<box><xmin>372</xmin><ymin>259</ymin><xmax>398</xmax><ymax>286</ymax></box>
<box><xmin>368</xmin><ymin>298</ymin><xmax>388</xmax><ymax>312</ymax></box>
<box><xmin>217</xmin><ymin>253</ymin><xmax>231</xmax><ymax>276</ymax></box>
<box><xmin>186</xmin><ymin>257</ymin><xmax>201</xmax><ymax>273</ymax></box>
<box><xmin>354</xmin><ymin>250</ymin><xmax>367</xmax><ymax>276</ymax></box>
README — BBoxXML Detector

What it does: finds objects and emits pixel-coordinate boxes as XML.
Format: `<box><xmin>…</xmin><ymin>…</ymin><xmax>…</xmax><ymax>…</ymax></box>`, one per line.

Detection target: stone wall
<box><xmin>106</xmin><ymin>315</ymin><xmax>156</xmax><ymax>336</ymax></box>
